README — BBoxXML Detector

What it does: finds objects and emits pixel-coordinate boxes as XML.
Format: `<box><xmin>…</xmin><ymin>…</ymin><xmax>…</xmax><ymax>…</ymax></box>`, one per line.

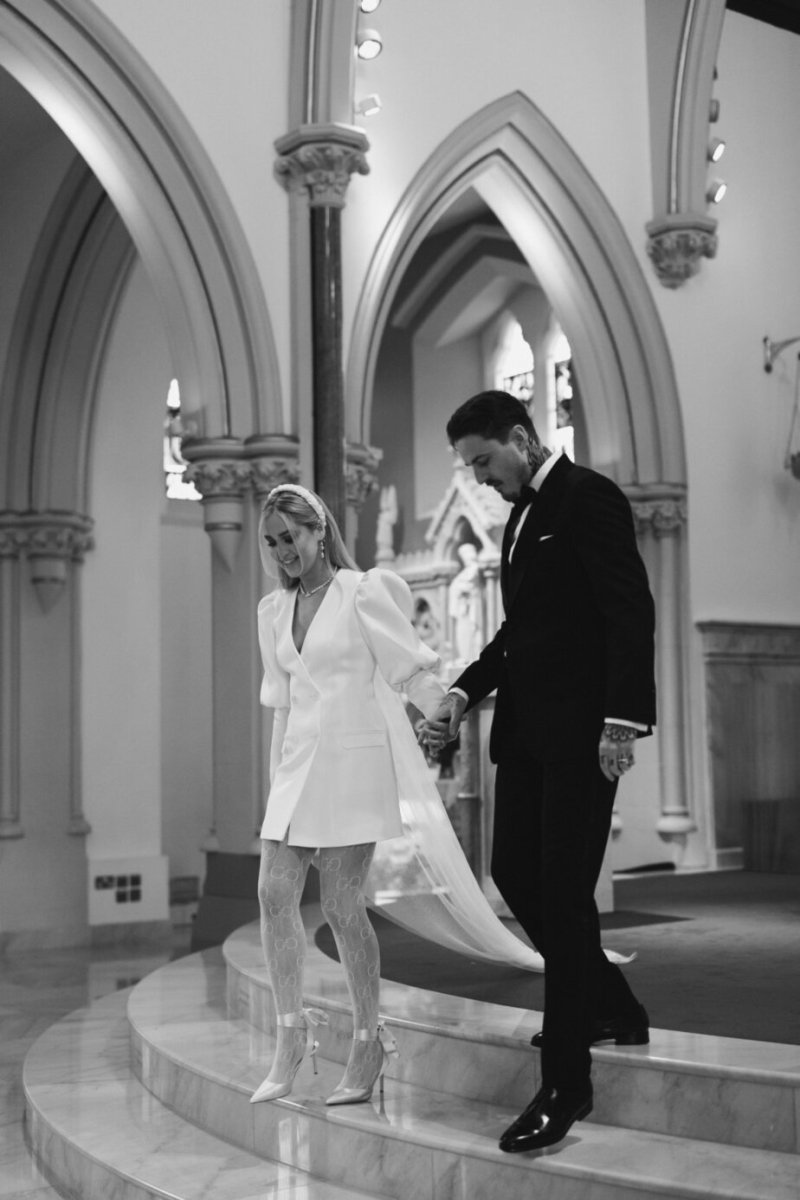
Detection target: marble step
<box><xmin>223</xmin><ymin>917</ymin><xmax>800</xmax><ymax>1155</ymax></box>
<box><xmin>22</xmin><ymin>989</ymin><xmax>382</xmax><ymax>1200</ymax></box>
<box><xmin>127</xmin><ymin>948</ymin><xmax>800</xmax><ymax>1200</ymax></box>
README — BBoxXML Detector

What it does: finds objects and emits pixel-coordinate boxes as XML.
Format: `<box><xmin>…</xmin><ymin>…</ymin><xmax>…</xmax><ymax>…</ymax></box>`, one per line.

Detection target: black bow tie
<box><xmin>512</xmin><ymin>485</ymin><xmax>538</xmax><ymax>515</ymax></box>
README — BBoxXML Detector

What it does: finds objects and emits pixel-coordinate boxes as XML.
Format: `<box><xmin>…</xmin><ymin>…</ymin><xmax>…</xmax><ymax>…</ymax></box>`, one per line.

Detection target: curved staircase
<box><xmin>23</xmin><ymin>908</ymin><xmax>800</xmax><ymax>1199</ymax></box>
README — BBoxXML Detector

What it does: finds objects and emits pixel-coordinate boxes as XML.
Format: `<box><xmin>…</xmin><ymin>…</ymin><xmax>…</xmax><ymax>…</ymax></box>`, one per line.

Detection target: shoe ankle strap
<box><xmin>277</xmin><ymin>1006</ymin><xmax>328</xmax><ymax>1029</ymax></box>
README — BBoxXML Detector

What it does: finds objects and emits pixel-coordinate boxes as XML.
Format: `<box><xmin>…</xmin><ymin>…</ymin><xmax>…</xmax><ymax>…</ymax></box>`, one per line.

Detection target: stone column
<box><xmin>181</xmin><ymin>440</ymin><xmax>256</xmax><ymax>853</ymax></box>
<box><xmin>629</xmin><ymin>487</ymin><xmax>695</xmax><ymax>845</ymax></box>
<box><xmin>22</xmin><ymin>513</ymin><xmax>95</xmax><ymax>838</ymax></box>
<box><xmin>274</xmin><ymin>126</ymin><xmax>369</xmax><ymax>529</ymax></box>
<box><xmin>0</xmin><ymin>512</ymin><xmax>94</xmax><ymax>840</ymax></box>
<box><xmin>182</xmin><ymin>438</ymin><xmax>252</xmax><ymax>573</ymax></box>
<box><xmin>0</xmin><ymin>520</ymin><xmax>23</xmax><ymax>839</ymax></box>
<box><xmin>345</xmin><ymin>441</ymin><xmax>381</xmax><ymax>551</ymax></box>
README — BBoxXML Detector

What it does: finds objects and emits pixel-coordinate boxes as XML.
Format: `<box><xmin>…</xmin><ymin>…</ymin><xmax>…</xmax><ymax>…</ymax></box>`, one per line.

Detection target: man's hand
<box><xmin>417</xmin><ymin>692</ymin><xmax>467</xmax><ymax>754</ymax></box>
<box><xmin>599</xmin><ymin>722</ymin><xmax>637</xmax><ymax>782</ymax></box>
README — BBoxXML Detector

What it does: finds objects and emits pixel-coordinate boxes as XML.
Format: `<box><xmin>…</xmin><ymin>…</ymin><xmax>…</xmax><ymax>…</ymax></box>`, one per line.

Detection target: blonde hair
<box><xmin>259</xmin><ymin>487</ymin><xmax>359</xmax><ymax>588</ymax></box>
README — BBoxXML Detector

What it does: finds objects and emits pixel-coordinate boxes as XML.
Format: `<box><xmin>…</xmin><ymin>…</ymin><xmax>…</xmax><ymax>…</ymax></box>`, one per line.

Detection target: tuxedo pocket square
<box><xmin>538</xmin><ymin>534</ymin><xmax>554</xmax><ymax>542</ymax></box>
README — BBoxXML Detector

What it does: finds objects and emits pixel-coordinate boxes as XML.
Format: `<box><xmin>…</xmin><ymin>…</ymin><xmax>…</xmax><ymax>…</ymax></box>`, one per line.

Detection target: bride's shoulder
<box><xmin>258</xmin><ymin>587</ymin><xmax>289</xmax><ymax>616</ymax></box>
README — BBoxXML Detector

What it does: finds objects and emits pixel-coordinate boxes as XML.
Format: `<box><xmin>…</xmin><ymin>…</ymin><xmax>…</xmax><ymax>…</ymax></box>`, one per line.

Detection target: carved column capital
<box><xmin>19</xmin><ymin>512</ymin><xmax>95</xmax><ymax>561</ymax></box>
<box><xmin>244</xmin><ymin>434</ymin><xmax>301</xmax><ymax>502</ymax></box>
<box><xmin>181</xmin><ymin>438</ymin><xmax>250</xmax><ymax>571</ymax></box>
<box><xmin>345</xmin><ymin>442</ymin><xmax>382</xmax><ymax>512</ymax></box>
<box><xmin>0</xmin><ymin>511</ymin><xmax>94</xmax><ymax>611</ymax></box>
<box><xmin>274</xmin><ymin>124</ymin><xmax>370</xmax><ymax>207</ymax></box>
<box><xmin>625</xmin><ymin>485</ymin><xmax>688</xmax><ymax>538</ymax></box>
<box><xmin>631</xmin><ymin>498</ymin><xmax>687</xmax><ymax>538</ymax></box>
<box><xmin>646</xmin><ymin>215</ymin><xmax>717</xmax><ymax>289</ymax></box>
<box><xmin>182</xmin><ymin>438</ymin><xmax>252</xmax><ymax>499</ymax></box>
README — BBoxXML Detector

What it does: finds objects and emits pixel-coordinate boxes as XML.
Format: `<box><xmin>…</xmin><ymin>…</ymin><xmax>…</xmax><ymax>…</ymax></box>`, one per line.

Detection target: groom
<box><xmin>431</xmin><ymin>390</ymin><xmax>656</xmax><ymax>1152</ymax></box>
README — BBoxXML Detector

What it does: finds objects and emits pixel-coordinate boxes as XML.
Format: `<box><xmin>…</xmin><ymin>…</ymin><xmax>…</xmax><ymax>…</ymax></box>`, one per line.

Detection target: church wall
<box><xmin>412</xmin><ymin>335</ymin><xmax>483</xmax><ymax>524</ymax></box>
<box><xmin>650</xmin><ymin>12</ymin><xmax>800</xmax><ymax>627</ymax></box>
<box><xmin>342</xmin><ymin>0</ymin><xmax>653</xmax><ymax>353</ymax></box>
<box><xmin>0</xmin><ymin>578</ymin><xmax>88</xmax><ymax>946</ymax></box>
<box><xmin>92</xmin><ymin>0</ymin><xmax>294</xmax><ymax>428</ymax></box>
<box><xmin>81</xmin><ymin>1</ymin><xmax>800</xmax><ymax>628</ymax></box>
<box><xmin>81</xmin><ymin>261</ymin><xmax>170</xmax><ymax>926</ymax></box>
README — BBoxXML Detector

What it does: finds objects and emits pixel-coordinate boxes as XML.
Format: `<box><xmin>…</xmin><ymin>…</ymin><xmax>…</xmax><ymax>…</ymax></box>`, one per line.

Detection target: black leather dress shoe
<box><xmin>499</xmin><ymin>1085</ymin><xmax>593</xmax><ymax>1153</ymax></box>
<box><xmin>530</xmin><ymin>1003</ymin><xmax>649</xmax><ymax>1048</ymax></box>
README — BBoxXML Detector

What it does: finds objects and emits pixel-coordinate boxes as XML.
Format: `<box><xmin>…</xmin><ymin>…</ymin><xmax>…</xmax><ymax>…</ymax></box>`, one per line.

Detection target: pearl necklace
<box><xmin>298</xmin><ymin>570</ymin><xmax>336</xmax><ymax>597</ymax></box>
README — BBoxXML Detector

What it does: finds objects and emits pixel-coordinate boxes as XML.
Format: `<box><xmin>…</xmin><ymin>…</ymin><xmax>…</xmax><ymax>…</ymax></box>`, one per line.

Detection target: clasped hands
<box><xmin>417</xmin><ymin>692</ymin><xmax>467</xmax><ymax>756</ymax></box>
<box><xmin>417</xmin><ymin>698</ymin><xmax>639</xmax><ymax>779</ymax></box>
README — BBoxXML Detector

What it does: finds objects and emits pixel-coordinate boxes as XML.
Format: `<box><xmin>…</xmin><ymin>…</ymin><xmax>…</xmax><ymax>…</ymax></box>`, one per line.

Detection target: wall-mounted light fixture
<box><xmin>706</xmin><ymin>179</ymin><xmax>727</xmax><ymax>204</ymax></box>
<box><xmin>356</xmin><ymin>93</ymin><xmax>382</xmax><ymax>117</ymax></box>
<box><xmin>763</xmin><ymin>334</ymin><xmax>800</xmax><ymax>373</ymax></box>
<box><xmin>763</xmin><ymin>336</ymin><xmax>800</xmax><ymax>478</ymax></box>
<box><xmin>707</xmin><ymin>137</ymin><xmax>726</xmax><ymax>163</ymax></box>
<box><xmin>356</xmin><ymin>28</ymin><xmax>383</xmax><ymax>59</ymax></box>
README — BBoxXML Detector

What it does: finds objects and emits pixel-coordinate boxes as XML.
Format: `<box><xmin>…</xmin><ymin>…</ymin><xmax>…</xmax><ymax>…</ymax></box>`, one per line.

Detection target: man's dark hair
<box><xmin>446</xmin><ymin>390</ymin><xmax>535</xmax><ymax>446</ymax></box>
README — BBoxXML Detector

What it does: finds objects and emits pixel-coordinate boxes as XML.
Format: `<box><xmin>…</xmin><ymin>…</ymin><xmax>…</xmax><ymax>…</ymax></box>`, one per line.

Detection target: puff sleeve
<box><xmin>257</xmin><ymin>591</ymin><xmax>290</xmax><ymax>709</ymax></box>
<box><xmin>354</xmin><ymin>568</ymin><xmax>446</xmax><ymax>719</ymax></box>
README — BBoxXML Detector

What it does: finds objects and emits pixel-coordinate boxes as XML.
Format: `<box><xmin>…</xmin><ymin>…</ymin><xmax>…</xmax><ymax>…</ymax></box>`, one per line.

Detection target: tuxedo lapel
<box><xmin>503</xmin><ymin>455</ymin><xmax>571</xmax><ymax>610</ymax></box>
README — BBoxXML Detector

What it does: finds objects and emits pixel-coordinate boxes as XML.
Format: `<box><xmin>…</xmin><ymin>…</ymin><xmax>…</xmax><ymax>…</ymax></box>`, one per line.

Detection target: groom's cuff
<box><xmin>448</xmin><ymin>687</ymin><xmax>469</xmax><ymax>703</ymax></box>
<box><xmin>605</xmin><ymin>717</ymin><xmax>647</xmax><ymax>732</ymax></box>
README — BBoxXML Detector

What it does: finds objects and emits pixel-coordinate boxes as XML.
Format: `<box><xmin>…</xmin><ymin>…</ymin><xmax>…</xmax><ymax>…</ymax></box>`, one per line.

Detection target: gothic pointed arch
<box><xmin>0</xmin><ymin>0</ymin><xmax>281</xmax><ymax>438</ymax></box>
<box><xmin>347</xmin><ymin>90</ymin><xmax>686</xmax><ymax>488</ymax></box>
<box><xmin>0</xmin><ymin>160</ymin><xmax>135</xmax><ymax>516</ymax></box>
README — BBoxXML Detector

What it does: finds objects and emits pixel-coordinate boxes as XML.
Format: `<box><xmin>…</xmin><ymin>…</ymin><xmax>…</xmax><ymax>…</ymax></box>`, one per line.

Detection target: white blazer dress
<box><xmin>257</xmin><ymin>567</ymin><xmax>446</xmax><ymax>847</ymax></box>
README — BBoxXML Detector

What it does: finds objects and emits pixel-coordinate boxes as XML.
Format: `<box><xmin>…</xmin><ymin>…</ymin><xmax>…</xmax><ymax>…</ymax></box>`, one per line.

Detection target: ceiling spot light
<box><xmin>356</xmin><ymin>29</ymin><xmax>383</xmax><ymax>59</ymax></box>
<box><xmin>709</xmin><ymin>98</ymin><xmax>720</xmax><ymax>123</ymax></box>
<box><xmin>708</xmin><ymin>137</ymin><xmax>726</xmax><ymax>163</ymax></box>
<box><xmin>356</xmin><ymin>93</ymin><xmax>382</xmax><ymax>117</ymax></box>
<box><xmin>706</xmin><ymin>179</ymin><xmax>727</xmax><ymax>204</ymax></box>
<box><xmin>360</xmin><ymin>0</ymin><xmax>382</xmax><ymax>12</ymax></box>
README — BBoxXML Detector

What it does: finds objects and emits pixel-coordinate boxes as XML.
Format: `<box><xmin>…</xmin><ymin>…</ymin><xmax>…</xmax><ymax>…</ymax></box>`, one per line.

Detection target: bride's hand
<box><xmin>417</xmin><ymin>718</ymin><xmax>449</xmax><ymax>754</ymax></box>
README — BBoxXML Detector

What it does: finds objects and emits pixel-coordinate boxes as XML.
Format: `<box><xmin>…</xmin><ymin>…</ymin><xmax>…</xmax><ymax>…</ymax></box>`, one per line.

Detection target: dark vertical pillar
<box><xmin>274</xmin><ymin>126</ymin><xmax>370</xmax><ymax>531</ymax></box>
<box><xmin>309</xmin><ymin>203</ymin><xmax>345</xmax><ymax>527</ymax></box>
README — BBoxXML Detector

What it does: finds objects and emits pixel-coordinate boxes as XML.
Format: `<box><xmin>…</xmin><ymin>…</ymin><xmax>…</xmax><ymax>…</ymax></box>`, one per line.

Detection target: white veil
<box><xmin>366</xmin><ymin>672</ymin><xmax>631</xmax><ymax>972</ymax></box>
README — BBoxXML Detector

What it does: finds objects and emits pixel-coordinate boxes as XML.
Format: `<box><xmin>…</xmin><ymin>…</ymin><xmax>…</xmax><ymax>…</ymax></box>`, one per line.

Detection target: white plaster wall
<box><xmin>344</xmin><ymin>0</ymin><xmax>652</xmax><ymax>345</ymax></box>
<box><xmin>650</xmin><ymin>12</ymin><xmax>800</xmax><ymax>624</ymax></box>
<box><xmin>92</xmin><ymin>0</ymin><xmax>293</xmax><ymax>424</ymax></box>
<box><xmin>413</xmin><ymin>336</ymin><xmax>482</xmax><ymax>519</ymax></box>
<box><xmin>81</xmin><ymin>261</ymin><xmax>168</xmax><ymax>863</ymax></box>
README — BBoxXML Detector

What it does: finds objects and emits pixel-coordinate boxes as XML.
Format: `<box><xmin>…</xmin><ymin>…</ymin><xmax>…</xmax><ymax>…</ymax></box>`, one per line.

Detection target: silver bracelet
<box><xmin>603</xmin><ymin>723</ymin><xmax>637</xmax><ymax>742</ymax></box>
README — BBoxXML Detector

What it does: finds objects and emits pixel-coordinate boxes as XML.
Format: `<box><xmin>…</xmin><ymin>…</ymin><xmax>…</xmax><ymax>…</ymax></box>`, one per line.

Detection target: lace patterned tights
<box><xmin>258</xmin><ymin>839</ymin><xmax>380</xmax><ymax>1082</ymax></box>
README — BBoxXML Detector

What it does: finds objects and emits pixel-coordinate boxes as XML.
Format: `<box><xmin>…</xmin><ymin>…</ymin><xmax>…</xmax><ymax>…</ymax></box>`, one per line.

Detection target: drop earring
<box><xmin>319</xmin><ymin>537</ymin><xmax>326</xmax><ymax>559</ymax></box>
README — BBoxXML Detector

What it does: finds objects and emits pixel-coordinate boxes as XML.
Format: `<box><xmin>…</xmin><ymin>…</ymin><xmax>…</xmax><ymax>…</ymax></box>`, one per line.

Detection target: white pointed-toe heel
<box><xmin>325</xmin><ymin>1022</ymin><xmax>399</xmax><ymax>1107</ymax></box>
<box><xmin>250</xmin><ymin>1007</ymin><xmax>328</xmax><ymax>1104</ymax></box>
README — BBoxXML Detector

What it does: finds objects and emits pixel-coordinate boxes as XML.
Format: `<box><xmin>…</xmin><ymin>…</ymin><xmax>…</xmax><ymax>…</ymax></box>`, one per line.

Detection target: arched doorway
<box><xmin>348</xmin><ymin>92</ymin><xmax>703</xmax><ymax>872</ymax></box>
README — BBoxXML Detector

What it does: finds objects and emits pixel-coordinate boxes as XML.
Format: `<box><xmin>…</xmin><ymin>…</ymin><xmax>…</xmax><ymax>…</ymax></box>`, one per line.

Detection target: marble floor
<box><xmin>0</xmin><ymin>931</ymin><xmax>190</xmax><ymax>1200</ymax></box>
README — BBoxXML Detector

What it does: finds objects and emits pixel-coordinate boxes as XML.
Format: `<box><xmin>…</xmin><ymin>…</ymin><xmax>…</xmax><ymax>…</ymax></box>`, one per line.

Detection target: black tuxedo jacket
<box><xmin>453</xmin><ymin>455</ymin><xmax>656</xmax><ymax>762</ymax></box>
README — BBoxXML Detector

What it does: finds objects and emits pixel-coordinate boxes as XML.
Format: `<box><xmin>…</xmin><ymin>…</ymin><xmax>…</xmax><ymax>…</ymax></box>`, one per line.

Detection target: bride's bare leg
<box><xmin>319</xmin><ymin>843</ymin><xmax>389</xmax><ymax>1102</ymax></box>
<box><xmin>252</xmin><ymin>838</ymin><xmax>315</xmax><ymax>1101</ymax></box>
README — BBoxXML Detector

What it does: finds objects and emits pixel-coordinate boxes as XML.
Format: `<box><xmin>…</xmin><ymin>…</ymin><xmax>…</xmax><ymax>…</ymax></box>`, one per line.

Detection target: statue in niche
<box><xmin>375</xmin><ymin>484</ymin><xmax>398</xmax><ymax>563</ymax></box>
<box><xmin>412</xmin><ymin>596</ymin><xmax>442</xmax><ymax>653</ymax></box>
<box><xmin>448</xmin><ymin>542</ymin><xmax>485</xmax><ymax>665</ymax></box>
